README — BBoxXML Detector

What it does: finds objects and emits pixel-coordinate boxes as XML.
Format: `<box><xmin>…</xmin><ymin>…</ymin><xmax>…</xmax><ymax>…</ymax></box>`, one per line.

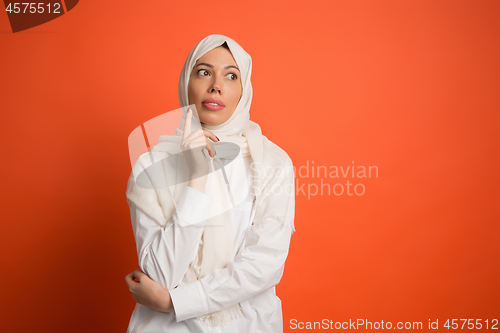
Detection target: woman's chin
<box><xmin>199</xmin><ymin>116</ymin><xmax>227</xmax><ymax>126</ymax></box>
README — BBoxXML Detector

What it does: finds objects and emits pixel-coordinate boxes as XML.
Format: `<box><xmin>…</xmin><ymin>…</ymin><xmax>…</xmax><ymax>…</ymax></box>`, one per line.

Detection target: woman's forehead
<box><xmin>194</xmin><ymin>47</ymin><xmax>238</xmax><ymax>68</ymax></box>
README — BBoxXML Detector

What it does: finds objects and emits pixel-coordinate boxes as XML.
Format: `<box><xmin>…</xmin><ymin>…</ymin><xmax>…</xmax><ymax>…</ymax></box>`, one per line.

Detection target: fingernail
<box><xmin>187</xmin><ymin>108</ymin><xmax>191</xmax><ymax>113</ymax></box>
<box><xmin>216</xmin><ymin>135</ymin><xmax>220</xmax><ymax>141</ymax></box>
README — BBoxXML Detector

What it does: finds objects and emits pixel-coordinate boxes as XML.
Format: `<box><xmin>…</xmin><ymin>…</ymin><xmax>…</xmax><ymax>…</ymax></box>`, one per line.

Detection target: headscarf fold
<box><xmin>126</xmin><ymin>34</ymin><xmax>295</xmax><ymax>329</ymax></box>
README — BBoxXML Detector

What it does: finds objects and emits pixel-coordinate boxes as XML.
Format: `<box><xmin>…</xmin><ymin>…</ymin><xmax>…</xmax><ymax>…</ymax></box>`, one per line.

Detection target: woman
<box><xmin>124</xmin><ymin>34</ymin><xmax>295</xmax><ymax>333</ymax></box>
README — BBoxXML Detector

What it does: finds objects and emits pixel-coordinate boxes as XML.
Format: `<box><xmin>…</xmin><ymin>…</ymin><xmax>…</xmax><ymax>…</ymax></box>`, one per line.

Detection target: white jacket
<box><xmin>126</xmin><ymin>154</ymin><xmax>293</xmax><ymax>332</ymax></box>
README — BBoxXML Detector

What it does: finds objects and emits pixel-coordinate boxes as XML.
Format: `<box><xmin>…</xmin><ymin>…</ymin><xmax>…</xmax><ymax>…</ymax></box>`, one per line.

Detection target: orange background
<box><xmin>1</xmin><ymin>0</ymin><xmax>499</xmax><ymax>332</ymax></box>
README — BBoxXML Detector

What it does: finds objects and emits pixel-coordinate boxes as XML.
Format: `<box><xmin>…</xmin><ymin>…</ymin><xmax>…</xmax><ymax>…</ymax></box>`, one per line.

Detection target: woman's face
<box><xmin>188</xmin><ymin>46</ymin><xmax>242</xmax><ymax>126</ymax></box>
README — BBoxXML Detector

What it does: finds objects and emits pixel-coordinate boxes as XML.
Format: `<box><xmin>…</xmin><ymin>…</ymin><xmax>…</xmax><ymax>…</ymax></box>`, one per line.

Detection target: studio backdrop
<box><xmin>0</xmin><ymin>0</ymin><xmax>498</xmax><ymax>332</ymax></box>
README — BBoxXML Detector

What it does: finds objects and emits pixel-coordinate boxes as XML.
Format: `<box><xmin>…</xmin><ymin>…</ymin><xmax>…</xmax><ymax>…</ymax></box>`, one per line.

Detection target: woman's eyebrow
<box><xmin>195</xmin><ymin>62</ymin><xmax>240</xmax><ymax>72</ymax></box>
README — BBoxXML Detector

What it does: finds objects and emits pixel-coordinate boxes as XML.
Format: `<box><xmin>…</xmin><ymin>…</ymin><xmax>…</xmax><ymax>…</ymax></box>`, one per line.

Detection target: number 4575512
<box><xmin>5</xmin><ymin>3</ymin><xmax>62</xmax><ymax>14</ymax></box>
<box><xmin>444</xmin><ymin>319</ymin><xmax>498</xmax><ymax>330</ymax></box>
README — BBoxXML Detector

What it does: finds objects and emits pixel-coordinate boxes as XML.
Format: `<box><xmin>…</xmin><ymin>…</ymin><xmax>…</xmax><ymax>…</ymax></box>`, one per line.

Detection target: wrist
<box><xmin>158</xmin><ymin>288</ymin><xmax>174</xmax><ymax>313</ymax></box>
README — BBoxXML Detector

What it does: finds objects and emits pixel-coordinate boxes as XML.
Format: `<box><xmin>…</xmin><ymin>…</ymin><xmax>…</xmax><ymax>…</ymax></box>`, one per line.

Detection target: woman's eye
<box><xmin>197</xmin><ymin>69</ymin><xmax>209</xmax><ymax>76</ymax></box>
<box><xmin>197</xmin><ymin>69</ymin><xmax>237</xmax><ymax>80</ymax></box>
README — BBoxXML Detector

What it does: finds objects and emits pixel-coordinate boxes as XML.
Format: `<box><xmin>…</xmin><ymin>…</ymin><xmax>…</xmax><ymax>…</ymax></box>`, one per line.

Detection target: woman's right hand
<box><xmin>181</xmin><ymin>107</ymin><xmax>219</xmax><ymax>181</ymax></box>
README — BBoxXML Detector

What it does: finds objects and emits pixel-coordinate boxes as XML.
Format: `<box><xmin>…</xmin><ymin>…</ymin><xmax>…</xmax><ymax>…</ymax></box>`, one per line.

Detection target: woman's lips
<box><xmin>202</xmin><ymin>102</ymin><xmax>225</xmax><ymax>111</ymax></box>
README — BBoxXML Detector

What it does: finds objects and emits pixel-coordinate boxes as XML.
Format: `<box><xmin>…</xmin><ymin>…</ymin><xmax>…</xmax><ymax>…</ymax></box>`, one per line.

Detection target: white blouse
<box><xmin>126</xmin><ymin>153</ymin><xmax>293</xmax><ymax>333</ymax></box>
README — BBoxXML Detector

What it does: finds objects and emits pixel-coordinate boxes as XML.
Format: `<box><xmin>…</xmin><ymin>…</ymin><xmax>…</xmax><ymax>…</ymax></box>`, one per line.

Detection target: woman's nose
<box><xmin>209</xmin><ymin>78</ymin><xmax>222</xmax><ymax>94</ymax></box>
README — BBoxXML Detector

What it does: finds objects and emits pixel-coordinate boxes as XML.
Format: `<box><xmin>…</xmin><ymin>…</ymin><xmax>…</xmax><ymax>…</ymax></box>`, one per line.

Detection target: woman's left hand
<box><xmin>124</xmin><ymin>269</ymin><xmax>174</xmax><ymax>313</ymax></box>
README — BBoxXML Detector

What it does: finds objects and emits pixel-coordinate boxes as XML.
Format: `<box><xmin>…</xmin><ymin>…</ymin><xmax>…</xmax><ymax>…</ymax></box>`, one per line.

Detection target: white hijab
<box><xmin>126</xmin><ymin>34</ymin><xmax>295</xmax><ymax>328</ymax></box>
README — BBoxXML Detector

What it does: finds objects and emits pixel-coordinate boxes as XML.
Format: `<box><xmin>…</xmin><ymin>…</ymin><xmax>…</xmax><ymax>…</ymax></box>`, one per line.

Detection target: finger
<box><xmin>202</xmin><ymin>129</ymin><xmax>219</xmax><ymax>143</ymax></box>
<box><xmin>124</xmin><ymin>273</ymin><xmax>137</xmax><ymax>288</ymax></box>
<box><xmin>130</xmin><ymin>269</ymin><xmax>143</xmax><ymax>281</ymax></box>
<box><xmin>183</xmin><ymin>108</ymin><xmax>192</xmax><ymax>139</ymax></box>
<box><xmin>206</xmin><ymin>138</ymin><xmax>216</xmax><ymax>158</ymax></box>
<box><xmin>187</xmin><ymin>129</ymin><xmax>213</xmax><ymax>157</ymax></box>
<box><xmin>185</xmin><ymin>128</ymin><xmax>208</xmax><ymax>148</ymax></box>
